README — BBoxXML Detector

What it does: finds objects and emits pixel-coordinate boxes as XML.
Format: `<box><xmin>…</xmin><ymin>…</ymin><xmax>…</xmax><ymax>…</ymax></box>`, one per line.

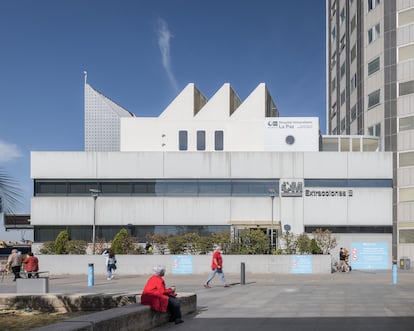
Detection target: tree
<box><xmin>211</xmin><ymin>231</ymin><xmax>231</xmax><ymax>253</ymax></box>
<box><xmin>312</xmin><ymin>228</ymin><xmax>337</xmax><ymax>255</ymax></box>
<box><xmin>0</xmin><ymin>168</ymin><xmax>23</xmax><ymax>214</ymax></box>
<box><xmin>296</xmin><ymin>233</ymin><xmax>311</xmax><ymax>254</ymax></box>
<box><xmin>281</xmin><ymin>232</ymin><xmax>297</xmax><ymax>254</ymax></box>
<box><xmin>111</xmin><ymin>228</ymin><xmax>135</xmax><ymax>254</ymax></box>
<box><xmin>239</xmin><ymin>229</ymin><xmax>270</xmax><ymax>254</ymax></box>
<box><xmin>55</xmin><ymin>230</ymin><xmax>70</xmax><ymax>254</ymax></box>
<box><xmin>167</xmin><ymin>235</ymin><xmax>186</xmax><ymax>254</ymax></box>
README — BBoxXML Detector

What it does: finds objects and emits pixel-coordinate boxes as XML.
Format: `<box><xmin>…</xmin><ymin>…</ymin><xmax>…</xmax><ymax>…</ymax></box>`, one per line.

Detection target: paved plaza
<box><xmin>1</xmin><ymin>269</ymin><xmax>414</xmax><ymax>330</ymax></box>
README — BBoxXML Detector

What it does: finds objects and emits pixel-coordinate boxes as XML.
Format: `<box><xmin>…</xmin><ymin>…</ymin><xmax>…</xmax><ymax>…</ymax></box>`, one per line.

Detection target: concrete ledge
<box><xmin>0</xmin><ymin>293</ymin><xmax>138</xmax><ymax>313</ymax></box>
<box><xmin>29</xmin><ymin>293</ymin><xmax>197</xmax><ymax>331</ymax></box>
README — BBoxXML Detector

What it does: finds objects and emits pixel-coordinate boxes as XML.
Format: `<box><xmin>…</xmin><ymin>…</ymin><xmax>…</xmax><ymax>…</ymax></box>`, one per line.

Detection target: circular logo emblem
<box><xmin>285</xmin><ymin>135</ymin><xmax>295</xmax><ymax>145</ymax></box>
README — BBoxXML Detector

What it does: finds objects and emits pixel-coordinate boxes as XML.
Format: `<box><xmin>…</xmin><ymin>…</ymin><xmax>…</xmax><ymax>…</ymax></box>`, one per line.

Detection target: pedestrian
<box><xmin>22</xmin><ymin>252</ymin><xmax>39</xmax><ymax>278</ymax></box>
<box><xmin>102</xmin><ymin>249</ymin><xmax>117</xmax><ymax>280</ymax></box>
<box><xmin>145</xmin><ymin>241</ymin><xmax>153</xmax><ymax>254</ymax></box>
<box><xmin>338</xmin><ymin>247</ymin><xmax>349</xmax><ymax>272</ymax></box>
<box><xmin>7</xmin><ymin>249</ymin><xmax>23</xmax><ymax>281</ymax></box>
<box><xmin>141</xmin><ymin>265</ymin><xmax>184</xmax><ymax>324</ymax></box>
<box><xmin>204</xmin><ymin>245</ymin><xmax>230</xmax><ymax>288</ymax></box>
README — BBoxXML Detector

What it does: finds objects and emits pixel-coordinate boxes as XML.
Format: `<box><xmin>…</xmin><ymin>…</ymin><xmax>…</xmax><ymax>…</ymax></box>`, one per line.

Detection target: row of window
<box><xmin>179</xmin><ymin>130</ymin><xmax>223</xmax><ymax>151</ymax></box>
<box><xmin>34</xmin><ymin>179</ymin><xmax>393</xmax><ymax>197</ymax></box>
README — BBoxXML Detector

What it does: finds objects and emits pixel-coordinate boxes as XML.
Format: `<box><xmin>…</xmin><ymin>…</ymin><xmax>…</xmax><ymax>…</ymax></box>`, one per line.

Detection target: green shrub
<box><xmin>111</xmin><ymin>228</ymin><xmax>135</xmax><ymax>254</ymax></box>
<box><xmin>65</xmin><ymin>240</ymin><xmax>88</xmax><ymax>254</ymax></box>
<box><xmin>55</xmin><ymin>230</ymin><xmax>70</xmax><ymax>254</ymax></box>
<box><xmin>168</xmin><ymin>235</ymin><xmax>186</xmax><ymax>254</ymax></box>
<box><xmin>39</xmin><ymin>241</ymin><xmax>55</xmax><ymax>254</ymax></box>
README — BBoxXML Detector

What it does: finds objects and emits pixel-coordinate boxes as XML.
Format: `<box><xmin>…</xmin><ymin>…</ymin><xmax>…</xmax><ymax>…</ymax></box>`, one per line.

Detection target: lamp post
<box><xmin>268</xmin><ymin>189</ymin><xmax>276</xmax><ymax>250</ymax></box>
<box><xmin>89</xmin><ymin>189</ymin><xmax>101</xmax><ymax>255</ymax></box>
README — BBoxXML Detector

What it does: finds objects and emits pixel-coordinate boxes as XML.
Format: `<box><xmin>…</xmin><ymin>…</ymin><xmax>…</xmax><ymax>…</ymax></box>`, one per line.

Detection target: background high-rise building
<box><xmin>326</xmin><ymin>0</ymin><xmax>414</xmax><ymax>260</ymax></box>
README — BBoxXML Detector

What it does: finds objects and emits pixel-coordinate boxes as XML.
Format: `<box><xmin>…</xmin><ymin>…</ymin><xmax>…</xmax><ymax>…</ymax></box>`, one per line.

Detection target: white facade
<box><xmin>31</xmin><ymin>151</ymin><xmax>392</xmax><ymax>241</ymax></box>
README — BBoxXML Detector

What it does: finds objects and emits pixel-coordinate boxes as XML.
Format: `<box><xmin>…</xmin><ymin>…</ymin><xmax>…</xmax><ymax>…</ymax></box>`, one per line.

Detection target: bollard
<box><xmin>392</xmin><ymin>261</ymin><xmax>398</xmax><ymax>285</ymax></box>
<box><xmin>241</xmin><ymin>262</ymin><xmax>246</xmax><ymax>285</ymax></box>
<box><xmin>88</xmin><ymin>263</ymin><xmax>94</xmax><ymax>286</ymax></box>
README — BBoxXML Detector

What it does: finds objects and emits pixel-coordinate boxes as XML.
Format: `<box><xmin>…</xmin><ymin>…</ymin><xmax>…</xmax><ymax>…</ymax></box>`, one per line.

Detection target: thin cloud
<box><xmin>157</xmin><ymin>18</ymin><xmax>179</xmax><ymax>93</ymax></box>
<box><xmin>0</xmin><ymin>140</ymin><xmax>23</xmax><ymax>163</ymax></box>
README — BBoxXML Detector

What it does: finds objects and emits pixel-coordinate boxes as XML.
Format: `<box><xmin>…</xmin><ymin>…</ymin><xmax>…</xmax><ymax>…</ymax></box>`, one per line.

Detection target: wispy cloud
<box><xmin>0</xmin><ymin>140</ymin><xmax>23</xmax><ymax>164</ymax></box>
<box><xmin>157</xmin><ymin>18</ymin><xmax>179</xmax><ymax>93</ymax></box>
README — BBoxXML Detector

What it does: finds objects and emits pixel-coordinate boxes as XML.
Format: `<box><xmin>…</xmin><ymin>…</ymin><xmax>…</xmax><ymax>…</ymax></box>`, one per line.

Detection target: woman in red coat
<box><xmin>22</xmin><ymin>252</ymin><xmax>39</xmax><ymax>278</ymax></box>
<box><xmin>141</xmin><ymin>265</ymin><xmax>183</xmax><ymax>324</ymax></box>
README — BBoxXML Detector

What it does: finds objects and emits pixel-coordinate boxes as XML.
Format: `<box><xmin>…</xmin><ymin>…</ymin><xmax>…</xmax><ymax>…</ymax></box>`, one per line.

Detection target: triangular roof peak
<box><xmin>159</xmin><ymin>83</ymin><xmax>207</xmax><ymax>119</ymax></box>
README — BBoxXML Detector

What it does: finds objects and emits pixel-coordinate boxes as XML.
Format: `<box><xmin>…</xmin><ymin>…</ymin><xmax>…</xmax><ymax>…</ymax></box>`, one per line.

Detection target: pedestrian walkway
<box><xmin>2</xmin><ymin>269</ymin><xmax>414</xmax><ymax>330</ymax></box>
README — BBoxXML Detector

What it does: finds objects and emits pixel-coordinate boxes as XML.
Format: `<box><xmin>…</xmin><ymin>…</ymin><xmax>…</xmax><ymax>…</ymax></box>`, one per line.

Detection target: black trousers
<box><xmin>11</xmin><ymin>266</ymin><xmax>21</xmax><ymax>280</ymax></box>
<box><xmin>168</xmin><ymin>296</ymin><xmax>182</xmax><ymax>321</ymax></box>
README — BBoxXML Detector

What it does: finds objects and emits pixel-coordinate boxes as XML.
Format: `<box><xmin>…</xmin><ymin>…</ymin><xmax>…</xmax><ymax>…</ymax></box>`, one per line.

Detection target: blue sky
<box><xmin>0</xmin><ymin>0</ymin><xmax>326</xmax><ymax>213</ymax></box>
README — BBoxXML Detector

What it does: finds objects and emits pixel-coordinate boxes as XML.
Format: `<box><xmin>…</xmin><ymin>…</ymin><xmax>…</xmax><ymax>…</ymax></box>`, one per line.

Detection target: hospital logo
<box><xmin>281</xmin><ymin>181</ymin><xmax>303</xmax><ymax>197</ymax></box>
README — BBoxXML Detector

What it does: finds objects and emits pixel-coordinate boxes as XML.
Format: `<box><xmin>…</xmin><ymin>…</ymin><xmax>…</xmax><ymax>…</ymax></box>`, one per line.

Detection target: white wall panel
<box><xmin>304</xmin><ymin>195</ymin><xmax>348</xmax><ymax>225</ymax></box>
<box><xmin>347</xmin><ymin>189</ymin><xmax>392</xmax><ymax>225</ymax></box>
<box><xmin>304</xmin><ymin>152</ymin><xmax>348</xmax><ymax>178</ymax></box>
<box><xmin>163</xmin><ymin>152</ymin><xmax>230</xmax><ymax>178</ymax></box>
<box><xmin>31</xmin><ymin>152</ymin><xmax>97</xmax><ymax>178</ymax></box>
<box><xmin>347</xmin><ymin>153</ymin><xmax>393</xmax><ymax>178</ymax></box>
<box><xmin>31</xmin><ymin>197</ymin><xmax>92</xmax><ymax>225</ymax></box>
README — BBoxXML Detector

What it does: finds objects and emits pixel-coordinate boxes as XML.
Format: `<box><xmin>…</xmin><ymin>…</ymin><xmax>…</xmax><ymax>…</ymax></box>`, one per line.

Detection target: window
<box><xmin>399</xmin><ymin>116</ymin><xmax>414</xmax><ymax>132</ymax></box>
<box><xmin>331</xmin><ymin>102</ymin><xmax>337</xmax><ymax>118</ymax></box>
<box><xmin>398</xmin><ymin>8</ymin><xmax>414</xmax><ymax>27</ymax></box>
<box><xmin>368</xmin><ymin>57</ymin><xmax>380</xmax><ymax>75</ymax></box>
<box><xmin>368</xmin><ymin>0</ymin><xmax>380</xmax><ymax>12</ymax></box>
<box><xmin>351</xmin><ymin>105</ymin><xmax>357</xmax><ymax>122</ymax></box>
<box><xmin>178</xmin><ymin>131</ymin><xmax>188</xmax><ymax>151</ymax></box>
<box><xmin>197</xmin><ymin>130</ymin><xmax>205</xmax><ymax>151</ymax></box>
<box><xmin>368</xmin><ymin>89</ymin><xmax>380</xmax><ymax>108</ymax></box>
<box><xmin>331</xmin><ymin>51</ymin><xmax>337</xmax><ymax>67</ymax></box>
<box><xmin>368</xmin><ymin>123</ymin><xmax>381</xmax><ymax>137</ymax></box>
<box><xmin>368</xmin><ymin>23</ymin><xmax>380</xmax><ymax>44</ymax></box>
<box><xmin>340</xmin><ymin>7</ymin><xmax>346</xmax><ymax>24</ymax></box>
<box><xmin>350</xmin><ymin>73</ymin><xmax>357</xmax><ymax>94</ymax></box>
<box><xmin>331</xmin><ymin>26</ymin><xmax>336</xmax><ymax>42</ymax></box>
<box><xmin>400</xmin><ymin>229</ymin><xmax>414</xmax><ymax>244</ymax></box>
<box><xmin>215</xmin><ymin>131</ymin><xmax>224</xmax><ymax>151</ymax></box>
<box><xmin>350</xmin><ymin>15</ymin><xmax>356</xmax><ymax>33</ymax></box>
<box><xmin>340</xmin><ymin>62</ymin><xmax>346</xmax><ymax>78</ymax></box>
<box><xmin>400</xmin><ymin>187</ymin><xmax>414</xmax><ymax>202</ymax></box>
<box><xmin>351</xmin><ymin>44</ymin><xmax>356</xmax><ymax>62</ymax></box>
<box><xmin>399</xmin><ymin>44</ymin><xmax>414</xmax><ymax>62</ymax></box>
<box><xmin>399</xmin><ymin>80</ymin><xmax>414</xmax><ymax>96</ymax></box>
<box><xmin>399</xmin><ymin>151</ymin><xmax>414</xmax><ymax>167</ymax></box>
<box><xmin>341</xmin><ymin>117</ymin><xmax>346</xmax><ymax>132</ymax></box>
<box><xmin>341</xmin><ymin>90</ymin><xmax>346</xmax><ymax>105</ymax></box>
<box><xmin>332</xmin><ymin>77</ymin><xmax>336</xmax><ymax>91</ymax></box>
<box><xmin>340</xmin><ymin>34</ymin><xmax>346</xmax><ymax>50</ymax></box>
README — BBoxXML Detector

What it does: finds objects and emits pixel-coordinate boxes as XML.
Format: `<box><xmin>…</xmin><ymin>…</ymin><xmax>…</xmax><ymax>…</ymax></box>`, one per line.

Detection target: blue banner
<box><xmin>171</xmin><ymin>255</ymin><xmax>193</xmax><ymax>274</ymax></box>
<box><xmin>290</xmin><ymin>255</ymin><xmax>313</xmax><ymax>274</ymax></box>
<box><xmin>349</xmin><ymin>242</ymin><xmax>389</xmax><ymax>270</ymax></box>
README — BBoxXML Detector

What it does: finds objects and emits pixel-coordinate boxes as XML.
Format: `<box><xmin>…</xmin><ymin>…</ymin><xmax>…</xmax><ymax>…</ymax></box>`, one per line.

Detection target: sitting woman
<box><xmin>141</xmin><ymin>265</ymin><xmax>183</xmax><ymax>325</ymax></box>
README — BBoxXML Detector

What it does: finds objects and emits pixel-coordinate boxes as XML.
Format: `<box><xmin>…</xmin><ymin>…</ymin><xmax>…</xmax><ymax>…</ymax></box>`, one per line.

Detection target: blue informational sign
<box><xmin>171</xmin><ymin>255</ymin><xmax>193</xmax><ymax>274</ymax></box>
<box><xmin>290</xmin><ymin>255</ymin><xmax>313</xmax><ymax>274</ymax></box>
<box><xmin>349</xmin><ymin>242</ymin><xmax>389</xmax><ymax>270</ymax></box>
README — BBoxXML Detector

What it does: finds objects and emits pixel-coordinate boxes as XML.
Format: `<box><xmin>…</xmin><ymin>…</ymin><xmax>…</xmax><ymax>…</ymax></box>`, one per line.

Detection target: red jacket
<box><xmin>141</xmin><ymin>275</ymin><xmax>175</xmax><ymax>312</ymax></box>
<box><xmin>22</xmin><ymin>256</ymin><xmax>39</xmax><ymax>272</ymax></box>
<box><xmin>211</xmin><ymin>250</ymin><xmax>223</xmax><ymax>269</ymax></box>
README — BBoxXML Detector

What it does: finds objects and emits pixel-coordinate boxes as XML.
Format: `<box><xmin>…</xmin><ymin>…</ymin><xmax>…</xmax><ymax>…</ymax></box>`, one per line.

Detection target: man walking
<box><xmin>204</xmin><ymin>246</ymin><xmax>230</xmax><ymax>288</ymax></box>
<box><xmin>7</xmin><ymin>249</ymin><xmax>22</xmax><ymax>281</ymax></box>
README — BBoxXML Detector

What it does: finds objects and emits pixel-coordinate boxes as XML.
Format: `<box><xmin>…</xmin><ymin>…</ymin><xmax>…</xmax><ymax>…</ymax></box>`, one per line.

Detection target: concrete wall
<box><xmin>29</xmin><ymin>254</ymin><xmax>332</xmax><ymax>276</ymax></box>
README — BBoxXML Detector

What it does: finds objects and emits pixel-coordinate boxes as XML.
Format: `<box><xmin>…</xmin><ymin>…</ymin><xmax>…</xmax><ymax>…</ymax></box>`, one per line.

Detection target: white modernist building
<box><xmin>31</xmin><ymin>82</ymin><xmax>393</xmax><ymax>265</ymax></box>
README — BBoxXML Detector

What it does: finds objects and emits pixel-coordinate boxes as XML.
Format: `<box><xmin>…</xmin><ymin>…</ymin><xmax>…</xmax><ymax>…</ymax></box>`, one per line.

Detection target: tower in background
<box><xmin>326</xmin><ymin>0</ymin><xmax>414</xmax><ymax>259</ymax></box>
